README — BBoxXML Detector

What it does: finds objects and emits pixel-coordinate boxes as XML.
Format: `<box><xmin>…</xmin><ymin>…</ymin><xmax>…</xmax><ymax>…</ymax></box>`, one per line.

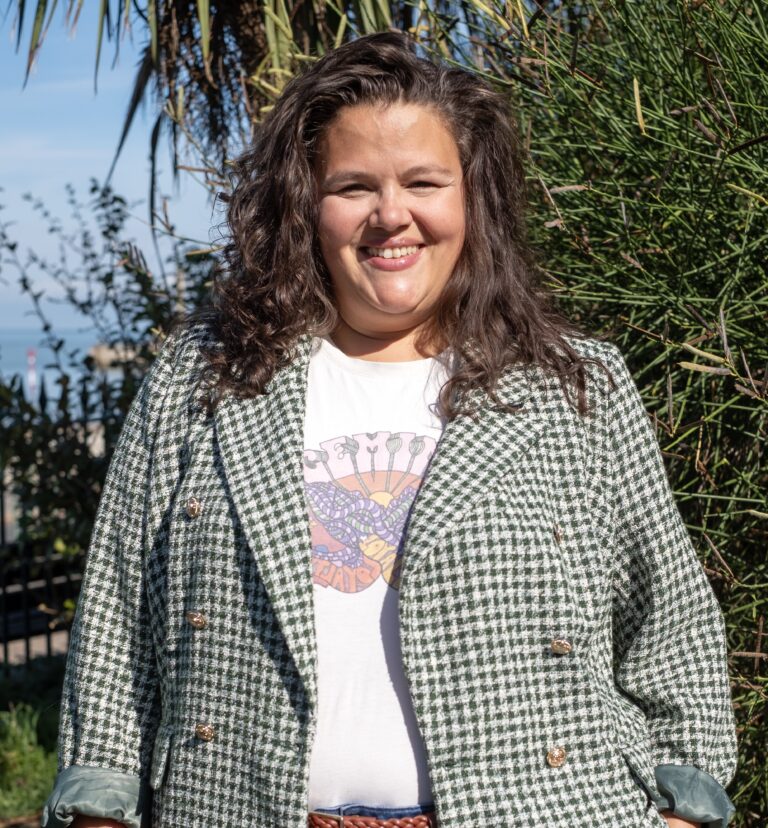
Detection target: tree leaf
<box><xmin>680</xmin><ymin>343</ymin><xmax>727</xmax><ymax>364</ymax></box>
<box><xmin>15</xmin><ymin>0</ymin><xmax>27</xmax><ymax>52</ymax></box>
<box><xmin>196</xmin><ymin>0</ymin><xmax>211</xmax><ymax>64</ymax></box>
<box><xmin>633</xmin><ymin>76</ymin><xmax>646</xmax><ymax>135</ymax></box>
<box><xmin>148</xmin><ymin>0</ymin><xmax>158</xmax><ymax>66</ymax></box>
<box><xmin>94</xmin><ymin>0</ymin><xmax>109</xmax><ymax>94</ymax></box>
<box><xmin>734</xmin><ymin>383</ymin><xmax>765</xmax><ymax>401</ymax></box>
<box><xmin>105</xmin><ymin>43</ymin><xmax>154</xmax><ymax>185</ymax></box>
<box><xmin>24</xmin><ymin>0</ymin><xmax>49</xmax><ymax>87</ymax></box>
<box><xmin>677</xmin><ymin>361</ymin><xmax>732</xmax><ymax>375</ymax></box>
<box><xmin>725</xmin><ymin>182</ymin><xmax>768</xmax><ymax>206</ymax></box>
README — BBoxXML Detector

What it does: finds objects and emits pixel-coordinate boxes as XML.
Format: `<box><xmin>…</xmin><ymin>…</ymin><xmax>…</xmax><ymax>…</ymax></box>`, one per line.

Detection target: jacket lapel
<box><xmin>399</xmin><ymin>363</ymin><xmax>551</xmax><ymax>582</ymax></box>
<box><xmin>214</xmin><ymin>333</ymin><xmax>553</xmax><ymax>708</ymax></box>
<box><xmin>214</xmin><ymin>333</ymin><xmax>318</xmax><ymax>708</ymax></box>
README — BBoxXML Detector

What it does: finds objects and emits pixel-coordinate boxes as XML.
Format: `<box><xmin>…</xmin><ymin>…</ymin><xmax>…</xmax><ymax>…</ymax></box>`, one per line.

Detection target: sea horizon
<box><xmin>0</xmin><ymin>326</ymin><xmax>118</xmax><ymax>405</ymax></box>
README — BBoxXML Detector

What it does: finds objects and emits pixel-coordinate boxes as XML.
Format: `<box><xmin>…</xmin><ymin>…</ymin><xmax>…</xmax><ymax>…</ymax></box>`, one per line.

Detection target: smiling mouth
<box><xmin>361</xmin><ymin>244</ymin><xmax>425</xmax><ymax>260</ymax></box>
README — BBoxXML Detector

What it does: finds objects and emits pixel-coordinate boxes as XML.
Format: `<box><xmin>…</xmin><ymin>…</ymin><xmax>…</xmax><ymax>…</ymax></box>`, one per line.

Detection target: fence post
<box><xmin>20</xmin><ymin>539</ymin><xmax>31</xmax><ymax>664</ymax></box>
<box><xmin>0</xmin><ymin>464</ymin><xmax>6</xmax><ymax>549</ymax></box>
<box><xmin>44</xmin><ymin>541</ymin><xmax>54</xmax><ymax>658</ymax></box>
<box><xmin>1</xmin><ymin>548</ymin><xmax>7</xmax><ymax>676</ymax></box>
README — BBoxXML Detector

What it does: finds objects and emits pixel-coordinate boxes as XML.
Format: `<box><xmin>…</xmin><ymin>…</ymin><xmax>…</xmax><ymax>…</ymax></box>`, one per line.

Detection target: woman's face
<box><xmin>314</xmin><ymin>101</ymin><xmax>465</xmax><ymax>353</ymax></box>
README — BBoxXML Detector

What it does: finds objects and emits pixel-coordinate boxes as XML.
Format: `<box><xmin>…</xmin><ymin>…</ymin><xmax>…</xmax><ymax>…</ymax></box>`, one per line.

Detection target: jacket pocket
<box><xmin>620</xmin><ymin>740</ymin><xmax>661</xmax><ymax>801</ymax></box>
<box><xmin>150</xmin><ymin>724</ymin><xmax>174</xmax><ymax>791</ymax></box>
<box><xmin>606</xmin><ymin>691</ymin><xmax>662</xmax><ymax>803</ymax></box>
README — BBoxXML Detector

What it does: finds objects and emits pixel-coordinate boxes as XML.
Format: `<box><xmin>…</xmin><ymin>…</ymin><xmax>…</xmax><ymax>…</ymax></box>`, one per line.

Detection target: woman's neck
<box><xmin>329</xmin><ymin>320</ymin><xmax>444</xmax><ymax>363</ymax></box>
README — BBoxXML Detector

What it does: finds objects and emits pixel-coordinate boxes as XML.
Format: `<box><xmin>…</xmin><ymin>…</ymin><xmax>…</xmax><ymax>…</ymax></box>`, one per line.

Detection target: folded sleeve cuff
<box><xmin>653</xmin><ymin>764</ymin><xmax>736</xmax><ymax>828</ymax></box>
<box><xmin>41</xmin><ymin>765</ymin><xmax>151</xmax><ymax>828</ymax></box>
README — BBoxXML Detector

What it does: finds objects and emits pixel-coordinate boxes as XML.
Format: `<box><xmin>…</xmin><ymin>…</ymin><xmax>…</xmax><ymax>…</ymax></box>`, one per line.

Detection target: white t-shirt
<box><xmin>303</xmin><ymin>334</ymin><xmax>453</xmax><ymax>809</ymax></box>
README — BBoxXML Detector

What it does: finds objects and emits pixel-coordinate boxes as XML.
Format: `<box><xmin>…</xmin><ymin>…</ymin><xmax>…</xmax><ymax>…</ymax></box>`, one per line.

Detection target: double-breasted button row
<box><xmin>186</xmin><ymin>577</ymin><xmax>211</xmax><ymax>742</ymax></box>
<box><xmin>550</xmin><ymin>520</ymin><xmax>571</xmax><ymax>656</ymax></box>
<box><xmin>195</xmin><ymin>723</ymin><xmax>215</xmax><ymax>741</ymax></box>
<box><xmin>548</xmin><ymin>519</ymin><xmax>569</xmax><ymax>768</ymax></box>
<box><xmin>191</xmin><ymin>725</ymin><xmax>568</xmax><ymax>765</ymax></box>
<box><xmin>550</xmin><ymin>636</ymin><xmax>573</xmax><ymax>655</ymax></box>
<box><xmin>185</xmin><ymin>496</ymin><xmax>202</xmax><ymax>518</ymax></box>
<box><xmin>185</xmin><ymin>610</ymin><xmax>207</xmax><ymax>629</ymax></box>
<box><xmin>546</xmin><ymin>745</ymin><xmax>567</xmax><ymax>767</ymax></box>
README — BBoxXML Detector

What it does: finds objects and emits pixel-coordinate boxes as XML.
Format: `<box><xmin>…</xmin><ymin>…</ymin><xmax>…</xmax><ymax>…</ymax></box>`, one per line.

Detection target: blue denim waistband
<box><xmin>311</xmin><ymin>802</ymin><xmax>435</xmax><ymax>819</ymax></box>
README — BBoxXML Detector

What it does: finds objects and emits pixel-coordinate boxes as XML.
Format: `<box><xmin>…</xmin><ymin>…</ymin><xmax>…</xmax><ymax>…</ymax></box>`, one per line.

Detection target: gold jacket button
<box><xmin>550</xmin><ymin>637</ymin><xmax>573</xmax><ymax>655</ymax></box>
<box><xmin>185</xmin><ymin>496</ymin><xmax>202</xmax><ymax>519</ymax></box>
<box><xmin>195</xmin><ymin>723</ymin><xmax>215</xmax><ymax>742</ymax></box>
<box><xmin>185</xmin><ymin>610</ymin><xmax>207</xmax><ymax>630</ymax></box>
<box><xmin>546</xmin><ymin>746</ymin><xmax>567</xmax><ymax>767</ymax></box>
<box><xmin>553</xmin><ymin>523</ymin><xmax>564</xmax><ymax>544</ymax></box>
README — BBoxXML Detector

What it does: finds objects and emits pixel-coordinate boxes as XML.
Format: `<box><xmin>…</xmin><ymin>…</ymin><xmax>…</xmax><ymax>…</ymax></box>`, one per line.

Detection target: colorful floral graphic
<box><xmin>303</xmin><ymin>431</ymin><xmax>438</xmax><ymax>592</ymax></box>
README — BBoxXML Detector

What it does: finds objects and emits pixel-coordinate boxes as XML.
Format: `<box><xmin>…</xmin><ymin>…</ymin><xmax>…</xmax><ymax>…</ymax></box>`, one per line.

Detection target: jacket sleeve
<box><xmin>41</xmin><ymin>329</ymin><xmax>185</xmax><ymax>828</ymax></box>
<box><xmin>602</xmin><ymin>343</ymin><xmax>739</xmax><ymax>828</ymax></box>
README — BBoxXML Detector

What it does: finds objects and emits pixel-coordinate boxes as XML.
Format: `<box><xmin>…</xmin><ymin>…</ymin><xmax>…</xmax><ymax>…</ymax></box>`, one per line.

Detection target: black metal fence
<box><xmin>0</xmin><ymin>473</ymin><xmax>84</xmax><ymax>670</ymax></box>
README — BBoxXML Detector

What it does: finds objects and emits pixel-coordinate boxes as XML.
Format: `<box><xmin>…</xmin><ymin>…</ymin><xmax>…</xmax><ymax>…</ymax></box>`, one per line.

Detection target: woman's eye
<box><xmin>334</xmin><ymin>181</ymin><xmax>437</xmax><ymax>194</ymax></box>
<box><xmin>338</xmin><ymin>184</ymin><xmax>369</xmax><ymax>193</ymax></box>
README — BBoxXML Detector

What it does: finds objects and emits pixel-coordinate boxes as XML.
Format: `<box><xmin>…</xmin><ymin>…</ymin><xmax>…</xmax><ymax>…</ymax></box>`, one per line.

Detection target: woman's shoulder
<box><xmin>142</xmin><ymin>316</ymin><xmax>222</xmax><ymax>393</ymax></box>
<box><xmin>161</xmin><ymin>316</ymin><xmax>222</xmax><ymax>367</ymax></box>
<box><xmin>560</xmin><ymin>332</ymin><xmax>629</xmax><ymax>393</ymax></box>
<box><xmin>134</xmin><ymin>317</ymin><xmax>223</xmax><ymax>425</ymax></box>
<box><xmin>561</xmin><ymin>331</ymin><xmax>623</xmax><ymax>364</ymax></box>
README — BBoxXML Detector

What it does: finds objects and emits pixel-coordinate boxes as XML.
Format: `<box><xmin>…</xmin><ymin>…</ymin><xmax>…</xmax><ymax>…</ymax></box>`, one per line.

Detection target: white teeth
<box><xmin>365</xmin><ymin>245</ymin><xmax>420</xmax><ymax>259</ymax></box>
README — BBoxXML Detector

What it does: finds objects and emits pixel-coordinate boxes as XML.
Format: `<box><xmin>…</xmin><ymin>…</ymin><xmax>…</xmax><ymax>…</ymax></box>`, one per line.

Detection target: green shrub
<box><xmin>0</xmin><ymin>656</ymin><xmax>66</xmax><ymax>818</ymax></box>
<box><xmin>0</xmin><ymin>702</ymin><xmax>57</xmax><ymax>818</ymax></box>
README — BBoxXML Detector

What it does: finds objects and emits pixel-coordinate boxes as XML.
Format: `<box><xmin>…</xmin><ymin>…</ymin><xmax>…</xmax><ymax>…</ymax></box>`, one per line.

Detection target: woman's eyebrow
<box><xmin>322</xmin><ymin>164</ymin><xmax>454</xmax><ymax>189</ymax></box>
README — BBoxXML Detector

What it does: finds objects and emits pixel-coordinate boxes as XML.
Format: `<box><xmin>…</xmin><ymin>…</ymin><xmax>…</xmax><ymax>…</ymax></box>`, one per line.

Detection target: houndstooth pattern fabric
<box><xmin>47</xmin><ymin>322</ymin><xmax>738</xmax><ymax>828</ymax></box>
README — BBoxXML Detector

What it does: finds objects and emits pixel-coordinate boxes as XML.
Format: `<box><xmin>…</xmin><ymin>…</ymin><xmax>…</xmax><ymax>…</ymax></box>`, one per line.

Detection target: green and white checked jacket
<box><xmin>42</xmin><ymin>323</ymin><xmax>738</xmax><ymax>828</ymax></box>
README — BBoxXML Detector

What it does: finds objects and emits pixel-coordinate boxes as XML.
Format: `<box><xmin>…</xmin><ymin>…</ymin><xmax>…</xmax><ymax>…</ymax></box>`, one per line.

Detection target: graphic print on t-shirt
<box><xmin>303</xmin><ymin>430</ymin><xmax>438</xmax><ymax>594</ymax></box>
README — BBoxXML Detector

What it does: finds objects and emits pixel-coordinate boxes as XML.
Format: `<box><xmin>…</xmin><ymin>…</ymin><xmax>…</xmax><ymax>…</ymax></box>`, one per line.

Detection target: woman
<box><xmin>42</xmin><ymin>31</ymin><xmax>738</xmax><ymax>828</ymax></box>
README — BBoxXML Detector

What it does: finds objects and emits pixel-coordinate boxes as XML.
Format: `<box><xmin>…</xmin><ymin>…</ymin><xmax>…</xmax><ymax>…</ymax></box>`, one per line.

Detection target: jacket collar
<box><xmin>214</xmin><ymin>333</ymin><xmax>553</xmax><ymax>708</ymax></box>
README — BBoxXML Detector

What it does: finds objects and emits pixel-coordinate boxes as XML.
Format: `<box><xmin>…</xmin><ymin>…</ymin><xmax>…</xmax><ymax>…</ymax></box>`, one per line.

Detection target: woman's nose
<box><xmin>369</xmin><ymin>187</ymin><xmax>411</xmax><ymax>230</ymax></box>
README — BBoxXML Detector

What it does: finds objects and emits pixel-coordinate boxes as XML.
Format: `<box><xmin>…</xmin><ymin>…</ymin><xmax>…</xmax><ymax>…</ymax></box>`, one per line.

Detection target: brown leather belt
<box><xmin>307</xmin><ymin>811</ymin><xmax>437</xmax><ymax>828</ymax></box>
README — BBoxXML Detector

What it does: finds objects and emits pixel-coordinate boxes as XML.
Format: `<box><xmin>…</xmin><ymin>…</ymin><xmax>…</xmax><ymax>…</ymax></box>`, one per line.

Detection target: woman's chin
<box><xmin>377</xmin><ymin>303</ymin><xmax>422</xmax><ymax>318</ymax></box>
<box><xmin>366</xmin><ymin>291</ymin><xmax>428</xmax><ymax>319</ymax></box>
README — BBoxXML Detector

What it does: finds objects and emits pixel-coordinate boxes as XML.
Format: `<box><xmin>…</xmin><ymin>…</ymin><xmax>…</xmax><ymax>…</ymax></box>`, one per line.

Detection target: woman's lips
<box><xmin>359</xmin><ymin>245</ymin><xmax>425</xmax><ymax>271</ymax></box>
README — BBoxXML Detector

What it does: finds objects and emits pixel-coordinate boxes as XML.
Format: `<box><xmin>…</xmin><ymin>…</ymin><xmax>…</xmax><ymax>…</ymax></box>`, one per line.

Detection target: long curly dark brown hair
<box><xmin>185</xmin><ymin>30</ymin><xmax>611</xmax><ymax>420</ymax></box>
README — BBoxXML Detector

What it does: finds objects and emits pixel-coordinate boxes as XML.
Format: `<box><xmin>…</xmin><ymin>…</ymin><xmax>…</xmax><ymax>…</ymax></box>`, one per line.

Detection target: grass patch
<box><xmin>0</xmin><ymin>656</ymin><xmax>66</xmax><ymax>820</ymax></box>
<box><xmin>0</xmin><ymin>704</ymin><xmax>57</xmax><ymax>817</ymax></box>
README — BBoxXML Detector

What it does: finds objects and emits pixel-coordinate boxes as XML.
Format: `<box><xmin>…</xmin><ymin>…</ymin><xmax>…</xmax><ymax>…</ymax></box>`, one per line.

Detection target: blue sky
<box><xmin>0</xmin><ymin>6</ymin><xmax>215</xmax><ymax>330</ymax></box>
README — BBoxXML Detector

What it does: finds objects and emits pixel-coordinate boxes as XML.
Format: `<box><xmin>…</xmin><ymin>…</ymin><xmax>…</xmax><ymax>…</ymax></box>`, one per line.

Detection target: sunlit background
<box><xmin>0</xmin><ymin>8</ymin><xmax>212</xmax><ymax>390</ymax></box>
